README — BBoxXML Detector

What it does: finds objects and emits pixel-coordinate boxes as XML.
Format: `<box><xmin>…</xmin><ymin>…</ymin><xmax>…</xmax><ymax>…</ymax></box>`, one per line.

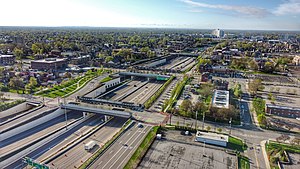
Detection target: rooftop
<box><xmin>196</xmin><ymin>131</ymin><xmax>229</xmax><ymax>142</ymax></box>
<box><xmin>31</xmin><ymin>58</ymin><xmax>66</xmax><ymax>63</ymax></box>
<box><xmin>212</xmin><ymin>90</ymin><xmax>229</xmax><ymax>109</ymax></box>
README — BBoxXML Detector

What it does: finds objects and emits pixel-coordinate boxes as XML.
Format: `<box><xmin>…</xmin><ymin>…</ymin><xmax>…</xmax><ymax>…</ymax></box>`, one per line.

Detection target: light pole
<box><xmin>202</xmin><ymin>111</ymin><xmax>205</xmax><ymax>130</ymax></box>
<box><xmin>64</xmin><ymin>98</ymin><xmax>68</xmax><ymax>130</ymax></box>
<box><xmin>195</xmin><ymin>110</ymin><xmax>198</xmax><ymax>130</ymax></box>
<box><xmin>229</xmin><ymin>117</ymin><xmax>232</xmax><ymax>134</ymax></box>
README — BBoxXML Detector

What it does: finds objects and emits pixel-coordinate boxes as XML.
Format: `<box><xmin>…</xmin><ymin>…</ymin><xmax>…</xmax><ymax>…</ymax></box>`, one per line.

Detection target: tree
<box><xmin>257</xmin><ymin>114</ymin><xmax>267</xmax><ymax>126</ymax></box>
<box><xmin>180</xmin><ymin>100</ymin><xmax>193</xmax><ymax>117</ymax></box>
<box><xmin>263</xmin><ymin>61</ymin><xmax>274</xmax><ymax>73</ymax></box>
<box><xmin>13</xmin><ymin>47</ymin><xmax>24</xmax><ymax>60</ymax></box>
<box><xmin>193</xmin><ymin>101</ymin><xmax>207</xmax><ymax>119</ymax></box>
<box><xmin>206</xmin><ymin>126</ymin><xmax>211</xmax><ymax>131</ymax></box>
<box><xmin>31</xmin><ymin>43</ymin><xmax>41</xmax><ymax>54</ymax></box>
<box><xmin>25</xmin><ymin>77</ymin><xmax>38</xmax><ymax>93</ymax></box>
<box><xmin>248</xmin><ymin>79</ymin><xmax>264</xmax><ymax>96</ymax></box>
<box><xmin>233</xmin><ymin>83</ymin><xmax>242</xmax><ymax>98</ymax></box>
<box><xmin>248</xmin><ymin>60</ymin><xmax>258</xmax><ymax>70</ymax></box>
<box><xmin>217</xmin><ymin>128</ymin><xmax>222</xmax><ymax>133</ymax></box>
<box><xmin>9</xmin><ymin>77</ymin><xmax>24</xmax><ymax>91</ymax></box>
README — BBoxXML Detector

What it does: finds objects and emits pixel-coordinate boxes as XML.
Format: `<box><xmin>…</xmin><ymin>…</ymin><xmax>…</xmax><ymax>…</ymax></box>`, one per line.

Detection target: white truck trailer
<box><xmin>84</xmin><ymin>141</ymin><xmax>96</xmax><ymax>151</ymax></box>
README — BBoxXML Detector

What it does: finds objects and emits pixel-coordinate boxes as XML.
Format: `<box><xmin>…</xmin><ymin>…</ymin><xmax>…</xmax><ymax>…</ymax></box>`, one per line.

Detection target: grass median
<box><xmin>238</xmin><ymin>155</ymin><xmax>250</xmax><ymax>169</ymax></box>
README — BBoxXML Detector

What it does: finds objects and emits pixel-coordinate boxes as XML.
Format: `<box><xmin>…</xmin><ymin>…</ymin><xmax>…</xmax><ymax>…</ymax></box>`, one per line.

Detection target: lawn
<box><xmin>227</xmin><ymin>136</ymin><xmax>247</xmax><ymax>152</ymax></box>
<box><xmin>100</xmin><ymin>76</ymin><xmax>113</xmax><ymax>83</ymax></box>
<box><xmin>266</xmin><ymin>141</ymin><xmax>300</xmax><ymax>168</ymax></box>
<box><xmin>36</xmin><ymin>70</ymin><xmax>103</xmax><ymax>98</ymax></box>
<box><xmin>238</xmin><ymin>155</ymin><xmax>250</xmax><ymax>169</ymax></box>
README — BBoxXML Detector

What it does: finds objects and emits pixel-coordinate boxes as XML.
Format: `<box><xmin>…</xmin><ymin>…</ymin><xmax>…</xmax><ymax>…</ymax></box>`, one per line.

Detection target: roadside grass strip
<box><xmin>227</xmin><ymin>136</ymin><xmax>247</xmax><ymax>152</ymax></box>
<box><xmin>144</xmin><ymin>76</ymin><xmax>175</xmax><ymax>109</ymax></box>
<box><xmin>124</xmin><ymin>126</ymin><xmax>160</xmax><ymax>169</ymax></box>
<box><xmin>238</xmin><ymin>155</ymin><xmax>250</xmax><ymax>169</ymax></box>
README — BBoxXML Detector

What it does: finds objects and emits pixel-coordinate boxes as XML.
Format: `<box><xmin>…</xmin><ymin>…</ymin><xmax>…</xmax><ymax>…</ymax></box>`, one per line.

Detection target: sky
<box><xmin>1</xmin><ymin>0</ymin><xmax>300</xmax><ymax>30</ymax></box>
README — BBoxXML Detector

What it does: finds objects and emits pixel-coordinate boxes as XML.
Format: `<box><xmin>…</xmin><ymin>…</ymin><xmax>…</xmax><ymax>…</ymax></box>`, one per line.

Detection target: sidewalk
<box><xmin>261</xmin><ymin>140</ymin><xmax>271</xmax><ymax>169</ymax></box>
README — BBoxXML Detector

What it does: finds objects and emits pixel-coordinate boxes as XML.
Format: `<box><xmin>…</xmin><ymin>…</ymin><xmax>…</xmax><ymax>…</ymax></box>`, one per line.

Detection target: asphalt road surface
<box><xmin>89</xmin><ymin>123</ymin><xmax>152</xmax><ymax>169</ymax></box>
<box><xmin>46</xmin><ymin>117</ymin><xmax>127</xmax><ymax>169</ymax></box>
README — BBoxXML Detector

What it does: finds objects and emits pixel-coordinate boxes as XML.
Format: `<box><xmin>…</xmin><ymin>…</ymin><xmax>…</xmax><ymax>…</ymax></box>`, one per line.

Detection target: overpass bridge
<box><xmin>61</xmin><ymin>103</ymin><xmax>131</xmax><ymax>118</ymax></box>
<box><xmin>119</xmin><ymin>72</ymin><xmax>171</xmax><ymax>81</ymax></box>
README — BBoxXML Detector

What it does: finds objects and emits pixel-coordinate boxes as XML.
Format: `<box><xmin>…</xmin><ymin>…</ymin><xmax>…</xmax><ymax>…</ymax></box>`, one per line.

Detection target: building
<box><xmin>266</xmin><ymin>104</ymin><xmax>300</xmax><ymax>118</ymax></box>
<box><xmin>195</xmin><ymin>131</ymin><xmax>228</xmax><ymax>147</ymax></box>
<box><xmin>212</xmin><ymin>90</ymin><xmax>229</xmax><ymax>109</ymax></box>
<box><xmin>0</xmin><ymin>55</ymin><xmax>15</xmax><ymax>65</ymax></box>
<box><xmin>293</xmin><ymin>55</ymin><xmax>300</xmax><ymax>66</ymax></box>
<box><xmin>212</xmin><ymin>29</ymin><xmax>225</xmax><ymax>38</ymax></box>
<box><xmin>31</xmin><ymin>58</ymin><xmax>67</xmax><ymax>70</ymax></box>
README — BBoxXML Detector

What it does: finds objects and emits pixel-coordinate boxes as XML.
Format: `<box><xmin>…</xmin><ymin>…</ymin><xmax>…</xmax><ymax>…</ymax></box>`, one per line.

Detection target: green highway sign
<box><xmin>24</xmin><ymin>157</ymin><xmax>49</xmax><ymax>169</ymax></box>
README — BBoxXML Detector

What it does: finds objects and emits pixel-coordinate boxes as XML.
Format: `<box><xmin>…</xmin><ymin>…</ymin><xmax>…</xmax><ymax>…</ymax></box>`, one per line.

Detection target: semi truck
<box><xmin>84</xmin><ymin>141</ymin><xmax>96</xmax><ymax>151</ymax></box>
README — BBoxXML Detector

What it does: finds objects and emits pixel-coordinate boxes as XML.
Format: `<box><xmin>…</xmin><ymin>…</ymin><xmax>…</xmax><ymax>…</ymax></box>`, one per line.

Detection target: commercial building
<box><xmin>31</xmin><ymin>58</ymin><xmax>67</xmax><ymax>70</ymax></box>
<box><xmin>195</xmin><ymin>131</ymin><xmax>228</xmax><ymax>147</ymax></box>
<box><xmin>212</xmin><ymin>29</ymin><xmax>225</xmax><ymax>38</ymax></box>
<box><xmin>0</xmin><ymin>55</ymin><xmax>15</xmax><ymax>65</ymax></box>
<box><xmin>212</xmin><ymin>90</ymin><xmax>229</xmax><ymax>109</ymax></box>
<box><xmin>266</xmin><ymin>104</ymin><xmax>300</xmax><ymax>118</ymax></box>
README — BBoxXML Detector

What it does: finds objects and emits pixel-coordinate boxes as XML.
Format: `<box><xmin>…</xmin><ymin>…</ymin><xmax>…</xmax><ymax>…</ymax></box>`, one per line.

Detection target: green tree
<box><xmin>9</xmin><ymin>77</ymin><xmax>24</xmax><ymax>91</ymax></box>
<box><xmin>31</xmin><ymin>43</ymin><xmax>41</xmax><ymax>54</ymax></box>
<box><xmin>13</xmin><ymin>47</ymin><xmax>24</xmax><ymax>60</ymax></box>
<box><xmin>233</xmin><ymin>83</ymin><xmax>242</xmax><ymax>98</ymax></box>
<box><xmin>248</xmin><ymin>79</ymin><xmax>264</xmax><ymax>96</ymax></box>
<box><xmin>180</xmin><ymin>100</ymin><xmax>193</xmax><ymax>117</ymax></box>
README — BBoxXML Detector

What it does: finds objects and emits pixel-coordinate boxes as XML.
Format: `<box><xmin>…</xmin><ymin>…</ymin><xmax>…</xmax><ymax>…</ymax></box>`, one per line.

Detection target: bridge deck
<box><xmin>61</xmin><ymin>104</ymin><xmax>131</xmax><ymax>118</ymax></box>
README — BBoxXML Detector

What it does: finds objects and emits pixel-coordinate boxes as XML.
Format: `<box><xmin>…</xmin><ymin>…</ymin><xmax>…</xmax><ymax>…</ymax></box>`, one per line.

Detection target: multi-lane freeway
<box><xmin>88</xmin><ymin>123</ymin><xmax>152</xmax><ymax>169</ymax></box>
<box><xmin>45</xmin><ymin>117</ymin><xmax>127</xmax><ymax>169</ymax></box>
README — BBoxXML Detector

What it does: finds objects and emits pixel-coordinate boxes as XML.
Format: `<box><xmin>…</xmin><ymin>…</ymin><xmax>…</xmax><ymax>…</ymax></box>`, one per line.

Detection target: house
<box><xmin>293</xmin><ymin>55</ymin><xmax>300</xmax><ymax>66</ymax></box>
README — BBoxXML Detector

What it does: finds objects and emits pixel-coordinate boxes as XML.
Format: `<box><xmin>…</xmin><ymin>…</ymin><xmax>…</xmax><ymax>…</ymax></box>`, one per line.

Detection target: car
<box><xmin>137</xmin><ymin>123</ymin><xmax>143</xmax><ymax>128</ymax></box>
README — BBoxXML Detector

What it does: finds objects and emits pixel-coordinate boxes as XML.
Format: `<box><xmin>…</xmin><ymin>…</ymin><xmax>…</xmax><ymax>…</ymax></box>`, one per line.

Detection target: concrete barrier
<box><xmin>0</xmin><ymin>102</ymin><xmax>34</xmax><ymax>120</ymax></box>
<box><xmin>0</xmin><ymin>107</ymin><xmax>60</xmax><ymax>142</ymax></box>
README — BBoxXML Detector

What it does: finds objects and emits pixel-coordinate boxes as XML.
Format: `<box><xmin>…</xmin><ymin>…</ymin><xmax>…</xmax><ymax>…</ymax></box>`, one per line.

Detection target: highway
<box><xmin>123</xmin><ymin>81</ymin><xmax>164</xmax><ymax>104</ymax></box>
<box><xmin>0</xmin><ymin>106</ymin><xmax>50</xmax><ymax>133</ymax></box>
<box><xmin>46</xmin><ymin>117</ymin><xmax>127</xmax><ymax>169</ymax></box>
<box><xmin>0</xmin><ymin>102</ymin><xmax>34</xmax><ymax>123</ymax></box>
<box><xmin>35</xmin><ymin>115</ymin><xmax>105</xmax><ymax>162</ymax></box>
<box><xmin>159</xmin><ymin>57</ymin><xmax>184</xmax><ymax>69</ymax></box>
<box><xmin>110</xmin><ymin>80</ymin><xmax>147</xmax><ymax>101</ymax></box>
<box><xmin>0</xmin><ymin>112</ymin><xmax>81</xmax><ymax>156</ymax></box>
<box><xmin>89</xmin><ymin>123</ymin><xmax>152</xmax><ymax>169</ymax></box>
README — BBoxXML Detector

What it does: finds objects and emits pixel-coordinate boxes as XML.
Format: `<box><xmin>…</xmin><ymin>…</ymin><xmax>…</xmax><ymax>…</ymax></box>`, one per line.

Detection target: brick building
<box><xmin>31</xmin><ymin>58</ymin><xmax>67</xmax><ymax>70</ymax></box>
<box><xmin>266</xmin><ymin>104</ymin><xmax>300</xmax><ymax>118</ymax></box>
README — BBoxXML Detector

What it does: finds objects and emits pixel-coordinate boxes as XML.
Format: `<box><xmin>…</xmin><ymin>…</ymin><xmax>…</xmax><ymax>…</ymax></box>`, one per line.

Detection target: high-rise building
<box><xmin>212</xmin><ymin>29</ymin><xmax>224</xmax><ymax>38</ymax></box>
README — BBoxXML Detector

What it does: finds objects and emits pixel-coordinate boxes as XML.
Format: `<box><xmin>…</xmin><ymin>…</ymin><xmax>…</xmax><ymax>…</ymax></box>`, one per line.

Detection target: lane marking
<box><xmin>101</xmin><ymin>126</ymin><xmax>145</xmax><ymax>169</ymax></box>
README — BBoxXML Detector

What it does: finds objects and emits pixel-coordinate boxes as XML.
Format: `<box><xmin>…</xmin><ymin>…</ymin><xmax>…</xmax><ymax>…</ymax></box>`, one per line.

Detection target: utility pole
<box><xmin>195</xmin><ymin>110</ymin><xmax>198</xmax><ymax>130</ymax></box>
<box><xmin>202</xmin><ymin>111</ymin><xmax>205</xmax><ymax>130</ymax></box>
<box><xmin>229</xmin><ymin>117</ymin><xmax>232</xmax><ymax>135</ymax></box>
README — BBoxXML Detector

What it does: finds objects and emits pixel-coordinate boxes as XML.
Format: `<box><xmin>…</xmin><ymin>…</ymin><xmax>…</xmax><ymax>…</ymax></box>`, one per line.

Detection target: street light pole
<box><xmin>202</xmin><ymin>111</ymin><xmax>205</xmax><ymax>130</ymax></box>
<box><xmin>64</xmin><ymin>98</ymin><xmax>68</xmax><ymax>130</ymax></box>
<box><xmin>229</xmin><ymin>117</ymin><xmax>232</xmax><ymax>134</ymax></box>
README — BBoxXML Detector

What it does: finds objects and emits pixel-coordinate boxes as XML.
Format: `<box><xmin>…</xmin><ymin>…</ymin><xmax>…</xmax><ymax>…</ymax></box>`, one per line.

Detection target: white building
<box><xmin>212</xmin><ymin>90</ymin><xmax>229</xmax><ymax>109</ymax></box>
<box><xmin>212</xmin><ymin>29</ymin><xmax>225</xmax><ymax>38</ymax></box>
<box><xmin>195</xmin><ymin>131</ymin><xmax>228</xmax><ymax>147</ymax></box>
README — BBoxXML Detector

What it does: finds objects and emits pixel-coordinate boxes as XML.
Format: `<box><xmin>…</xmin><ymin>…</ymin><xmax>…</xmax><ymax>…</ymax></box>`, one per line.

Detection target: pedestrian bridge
<box><xmin>61</xmin><ymin>103</ymin><xmax>131</xmax><ymax>118</ymax></box>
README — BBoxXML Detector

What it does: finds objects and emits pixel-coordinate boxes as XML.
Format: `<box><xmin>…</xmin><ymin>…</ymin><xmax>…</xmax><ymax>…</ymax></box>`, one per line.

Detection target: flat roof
<box><xmin>267</xmin><ymin>104</ymin><xmax>300</xmax><ymax>111</ymax></box>
<box><xmin>196</xmin><ymin>131</ymin><xmax>228</xmax><ymax>142</ymax></box>
<box><xmin>212</xmin><ymin>90</ymin><xmax>229</xmax><ymax>109</ymax></box>
<box><xmin>31</xmin><ymin>58</ymin><xmax>66</xmax><ymax>63</ymax></box>
<box><xmin>119</xmin><ymin>72</ymin><xmax>171</xmax><ymax>79</ymax></box>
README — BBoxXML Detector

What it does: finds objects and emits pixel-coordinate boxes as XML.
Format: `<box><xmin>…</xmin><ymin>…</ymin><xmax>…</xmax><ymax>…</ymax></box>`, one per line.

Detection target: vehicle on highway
<box><xmin>138</xmin><ymin>123</ymin><xmax>143</xmax><ymax>128</ymax></box>
<box><xmin>84</xmin><ymin>141</ymin><xmax>97</xmax><ymax>151</ymax></box>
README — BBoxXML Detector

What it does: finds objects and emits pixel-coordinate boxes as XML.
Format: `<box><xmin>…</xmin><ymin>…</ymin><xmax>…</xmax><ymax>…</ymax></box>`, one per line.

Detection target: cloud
<box><xmin>274</xmin><ymin>0</ymin><xmax>300</xmax><ymax>15</ymax></box>
<box><xmin>181</xmin><ymin>0</ymin><xmax>269</xmax><ymax>18</ymax></box>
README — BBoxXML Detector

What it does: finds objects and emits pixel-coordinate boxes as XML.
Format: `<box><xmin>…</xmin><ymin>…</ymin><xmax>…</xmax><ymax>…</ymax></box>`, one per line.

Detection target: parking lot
<box><xmin>138</xmin><ymin>130</ymin><xmax>237</xmax><ymax>169</ymax></box>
